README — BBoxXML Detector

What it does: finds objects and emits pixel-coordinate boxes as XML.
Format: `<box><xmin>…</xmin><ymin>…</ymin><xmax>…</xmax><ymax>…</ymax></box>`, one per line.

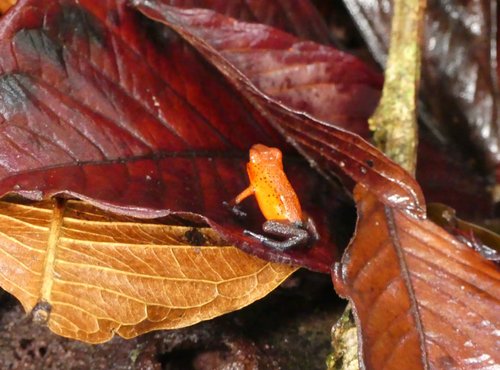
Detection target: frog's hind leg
<box><xmin>244</xmin><ymin>220</ymin><xmax>309</xmax><ymax>250</ymax></box>
<box><xmin>223</xmin><ymin>200</ymin><xmax>248</xmax><ymax>218</ymax></box>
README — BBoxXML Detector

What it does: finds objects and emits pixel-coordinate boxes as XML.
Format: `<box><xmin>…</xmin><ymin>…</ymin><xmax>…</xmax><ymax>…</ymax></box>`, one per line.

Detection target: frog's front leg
<box><xmin>244</xmin><ymin>220</ymin><xmax>310</xmax><ymax>250</ymax></box>
<box><xmin>223</xmin><ymin>185</ymin><xmax>255</xmax><ymax>218</ymax></box>
<box><xmin>222</xmin><ymin>200</ymin><xmax>247</xmax><ymax>218</ymax></box>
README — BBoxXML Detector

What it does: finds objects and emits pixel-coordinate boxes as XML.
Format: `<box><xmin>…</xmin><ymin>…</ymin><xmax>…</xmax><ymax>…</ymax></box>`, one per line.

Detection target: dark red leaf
<box><xmin>0</xmin><ymin>0</ymin><xmax>366</xmax><ymax>272</ymax></box>
<box><xmin>137</xmin><ymin>0</ymin><xmax>382</xmax><ymax>138</ymax></box>
<box><xmin>152</xmin><ymin>0</ymin><xmax>332</xmax><ymax>45</ymax></box>
<box><xmin>132</xmin><ymin>0</ymin><xmax>426</xmax><ymax>216</ymax></box>
<box><xmin>134</xmin><ymin>0</ymin><xmax>494</xmax><ymax>220</ymax></box>
<box><xmin>416</xmin><ymin>130</ymin><xmax>493</xmax><ymax>219</ymax></box>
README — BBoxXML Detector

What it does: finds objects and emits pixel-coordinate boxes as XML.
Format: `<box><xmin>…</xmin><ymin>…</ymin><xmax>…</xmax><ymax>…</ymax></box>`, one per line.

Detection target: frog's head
<box><xmin>249</xmin><ymin>144</ymin><xmax>282</xmax><ymax>164</ymax></box>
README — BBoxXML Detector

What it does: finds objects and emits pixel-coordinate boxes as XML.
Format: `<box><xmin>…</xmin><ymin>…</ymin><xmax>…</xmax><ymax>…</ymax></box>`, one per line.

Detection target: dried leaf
<box><xmin>334</xmin><ymin>185</ymin><xmax>500</xmax><ymax>369</ymax></box>
<box><xmin>0</xmin><ymin>199</ymin><xmax>295</xmax><ymax>343</ymax></box>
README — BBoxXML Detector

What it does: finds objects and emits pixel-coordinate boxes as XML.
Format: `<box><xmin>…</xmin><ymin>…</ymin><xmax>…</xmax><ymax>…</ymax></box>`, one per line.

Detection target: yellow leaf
<box><xmin>0</xmin><ymin>199</ymin><xmax>296</xmax><ymax>343</ymax></box>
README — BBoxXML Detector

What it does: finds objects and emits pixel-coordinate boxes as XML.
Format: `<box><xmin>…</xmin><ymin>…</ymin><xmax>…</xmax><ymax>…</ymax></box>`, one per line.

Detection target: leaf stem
<box><xmin>368</xmin><ymin>0</ymin><xmax>427</xmax><ymax>175</ymax></box>
<box><xmin>38</xmin><ymin>198</ymin><xmax>65</xmax><ymax>311</ymax></box>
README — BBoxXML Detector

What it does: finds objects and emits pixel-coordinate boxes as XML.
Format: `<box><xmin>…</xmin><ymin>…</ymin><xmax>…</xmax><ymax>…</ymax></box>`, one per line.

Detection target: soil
<box><xmin>0</xmin><ymin>270</ymin><xmax>344</xmax><ymax>370</ymax></box>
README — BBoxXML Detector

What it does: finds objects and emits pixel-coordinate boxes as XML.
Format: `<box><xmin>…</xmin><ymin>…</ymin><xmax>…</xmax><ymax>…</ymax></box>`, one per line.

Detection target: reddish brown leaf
<box><xmin>334</xmin><ymin>185</ymin><xmax>500</xmax><ymax>369</ymax></box>
<box><xmin>139</xmin><ymin>1</ymin><xmax>494</xmax><ymax>220</ymax></box>
<box><xmin>153</xmin><ymin>0</ymin><xmax>332</xmax><ymax>44</ymax></box>
<box><xmin>132</xmin><ymin>0</ymin><xmax>426</xmax><ymax>216</ymax></box>
<box><xmin>427</xmin><ymin>203</ymin><xmax>500</xmax><ymax>261</ymax></box>
<box><xmin>0</xmin><ymin>0</ymin><xmax>365</xmax><ymax>272</ymax></box>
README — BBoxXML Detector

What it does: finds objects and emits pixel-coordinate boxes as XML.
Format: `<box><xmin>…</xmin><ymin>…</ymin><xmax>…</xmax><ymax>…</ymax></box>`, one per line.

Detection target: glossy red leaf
<box><xmin>134</xmin><ymin>0</ymin><xmax>494</xmax><ymax>220</ymax></box>
<box><xmin>153</xmin><ymin>0</ymin><xmax>332</xmax><ymax>44</ymax></box>
<box><xmin>0</xmin><ymin>0</ymin><xmax>371</xmax><ymax>273</ymax></box>
<box><xmin>132</xmin><ymin>0</ymin><xmax>426</xmax><ymax>216</ymax></box>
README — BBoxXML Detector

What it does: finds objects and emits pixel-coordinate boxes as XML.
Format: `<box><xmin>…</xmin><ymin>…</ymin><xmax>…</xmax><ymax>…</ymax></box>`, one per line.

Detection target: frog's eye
<box><xmin>267</xmin><ymin>148</ymin><xmax>282</xmax><ymax>162</ymax></box>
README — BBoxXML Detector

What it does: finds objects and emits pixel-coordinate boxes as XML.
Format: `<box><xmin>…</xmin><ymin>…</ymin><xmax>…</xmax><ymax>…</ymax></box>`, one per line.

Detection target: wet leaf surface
<box><xmin>0</xmin><ymin>0</ymin><xmax>498</xmax><ymax>366</ymax></box>
<box><xmin>152</xmin><ymin>0</ymin><xmax>333</xmax><ymax>44</ymax></box>
<box><xmin>342</xmin><ymin>0</ymin><xmax>500</xmax><ymax>170</ymax></box>
<box><xmin>428</xmin><ymin>202</ymin><xmax>500</xmax><ymax>261</ymax></box>
<box><xmin>0</xmin><ymin>199</ymin><xmax>296</xmax><ymax>343</ymax></box>
<box><xmin>0</xmin><ymin>0</ymin><xmax>374</xmax><ymax>272</ymax></box>
<box><xmin>134</xmin><ymin>0</ymin><xmax>494</xmax><ymax>219</ymax></box>
<box><xmin>133</xmin><ymin>0</ymin><xmax>426</xmax><ymax>216</ymax></box>
<box><xmin>334</xmin><ymin>185</ymin><xmax>500</xmax><ymax>369</ymax></box>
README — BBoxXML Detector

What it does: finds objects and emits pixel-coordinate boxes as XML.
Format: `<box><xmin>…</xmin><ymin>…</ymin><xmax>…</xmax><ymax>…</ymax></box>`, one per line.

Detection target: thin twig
<box><xmin>368</xmin><ymin>0</ymin><xmax>427</xmax><ymax>175</ymax></box>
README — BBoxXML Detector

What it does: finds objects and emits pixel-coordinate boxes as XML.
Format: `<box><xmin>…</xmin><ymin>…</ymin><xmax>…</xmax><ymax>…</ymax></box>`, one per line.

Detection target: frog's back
<box><xmin>247</xmin><ymin>145</ymin><xmax>302</xmax><ymax>223</ymax></box>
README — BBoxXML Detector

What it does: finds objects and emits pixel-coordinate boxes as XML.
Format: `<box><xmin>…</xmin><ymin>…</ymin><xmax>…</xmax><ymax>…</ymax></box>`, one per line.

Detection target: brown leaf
<box><xmin>0</xmin><ymin>199</ymin><xmax>295</xmax><ymax>343</ymax></box>
<box><xmin>333</xmin><ymin>185</ymin><xmax>500</xmax><ymax>369</ymax></box>
<box><xmin>427</xmin><ymin>203</ymin><xmax>500</xmax><ymax>261</ymax></box>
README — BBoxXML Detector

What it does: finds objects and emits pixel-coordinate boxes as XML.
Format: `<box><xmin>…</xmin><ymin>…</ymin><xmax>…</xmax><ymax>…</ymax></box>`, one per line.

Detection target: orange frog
<box><xmin>226</xmin><ymin>144</ymin><xmax>318</xmax><ymax>250</ymax></box>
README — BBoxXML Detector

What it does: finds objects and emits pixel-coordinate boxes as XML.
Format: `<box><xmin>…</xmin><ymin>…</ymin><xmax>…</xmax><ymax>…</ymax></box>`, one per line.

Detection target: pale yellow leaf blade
<box><xmin>0</xmin><ymin>199</ymin><xmax>296</xmax><ymax>343</ymax></box>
